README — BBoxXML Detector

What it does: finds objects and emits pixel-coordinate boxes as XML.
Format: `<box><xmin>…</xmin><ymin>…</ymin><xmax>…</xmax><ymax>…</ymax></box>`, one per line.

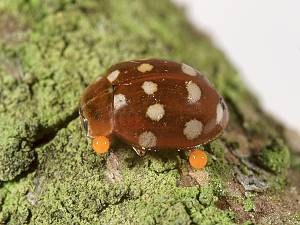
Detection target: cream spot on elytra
<box><xmin>181</xmin><ymin>63</ymin><xmax>197</xmax><ymax>76</ymax></box>
<box><xmin>183</xmin><ymin>119</ymin><xmax>203</xmax><ymax>140</ymax></box>
<box><xmin>107</xmin><ymin>70</ymin><xmax>120</xmax><ymax>83</ymax></box>
<box><xmin>137</xmin><ymin>63</ymin><xmax>154</xmax><ymax>73</ymax></box>
<box><xmin>138</xmin><ymin>131</ymin><xmax>157</xmax><ymax>148</ymax></box>
<box><xmin>216</xmin><ymin>102</ymin><xmax>223</xmax><ymax>124</ymax></box>
<box><xmin>146</xmin><ymin>103</ymin><xmax>165</xmax><ymax>121</ymax></box>
<box><xmin>186</xmin><ymin>81</ymin><xmax>201</xmax><ymax>103</ymax></box>
<box><xmin>114</xmin><ymin>94</ymin><xmax>127</xmax><ymax>111</ymax></box>
<box><xmin>142</xmin><ymin>81</ymin><xmax>158</xmax><ymax>95</ymax></box>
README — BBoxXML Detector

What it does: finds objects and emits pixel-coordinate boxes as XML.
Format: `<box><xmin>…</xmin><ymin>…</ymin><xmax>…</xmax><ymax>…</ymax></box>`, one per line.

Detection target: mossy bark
<box><xmin>0</xmin><ymin>1</ymin><xmax>299</xmax><ymax>224</ymax></box>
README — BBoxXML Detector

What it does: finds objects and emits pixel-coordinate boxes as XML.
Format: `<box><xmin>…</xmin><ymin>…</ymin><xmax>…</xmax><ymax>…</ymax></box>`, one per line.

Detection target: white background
<box><xmin>173</xmin><ymin>0</ymin><xmax>300</xmax><ymax>133</ymax></box>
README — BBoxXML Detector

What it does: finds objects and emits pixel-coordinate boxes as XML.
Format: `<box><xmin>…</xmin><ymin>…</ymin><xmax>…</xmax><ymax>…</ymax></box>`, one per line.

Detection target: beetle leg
<box><xmin>132</xmin><ymin>146</ymin><xmax>147</xmax><ymax>157</ymax></box>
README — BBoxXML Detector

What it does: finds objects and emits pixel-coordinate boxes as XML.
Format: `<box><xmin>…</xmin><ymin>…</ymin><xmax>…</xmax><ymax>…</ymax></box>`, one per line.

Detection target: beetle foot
<box><xmin>132</xmin><ymin>146</ymin><xmax>147</xmax><ymax>157</ymax></box>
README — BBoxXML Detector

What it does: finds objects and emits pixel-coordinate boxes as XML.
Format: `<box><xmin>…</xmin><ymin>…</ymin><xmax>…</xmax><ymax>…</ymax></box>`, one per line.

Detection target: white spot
<box><xmin>114</xmin><ymin>94</ymin><xmax>127</xmax><ymax>111</ymax></box>
<box><xmin>107</xmin><ymin>70</ymin><xmax>120</xmax><ymax>83</ymax></box>
<box><xmin>146</xmin><ymin>103</ymin><xmax>165</xmax><ymax>121</ymax></box>
<box><xmin>142</xmin><ymin>81</ymin><xmax>158</xmax><ymax>95</ymax></box>
<box><xmin>138</xmin><ymin>131</ymin><xmax>157</xmax><ymax>148</ymax></box>
<box><xmin>186</xmin><ymin>81</ymin><xmax>201</xmax><ymax>103</ymax></box>
<box><xmin>96</xmin><ymin>76</ymin><xmax>102</xmax><ymax>82</ymax></box>
<box><xmin>137</xmin><ymin>63</ymin><xmax>154</xmax><ymax>73</ymax></box>
<box><xmin>183</xmin><ymin>119</ymin><xmax>203</xmax><ymax>140</ymax></box>
<box><xmin>181</xmin><ymin>63</ymin><xmax>197</xmax><ymax>76</ymax></box>
<box><xmin>216</xmin><ymin>103</ymin><xmax>223</xmax><ymax>124</ymax></box>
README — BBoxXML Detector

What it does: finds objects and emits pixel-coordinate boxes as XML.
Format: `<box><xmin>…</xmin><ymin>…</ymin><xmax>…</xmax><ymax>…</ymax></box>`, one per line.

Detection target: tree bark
<box><xmin>0</xmin><ymin>0</ymin><xmax>299</xmax><ymax>224</ymax></box>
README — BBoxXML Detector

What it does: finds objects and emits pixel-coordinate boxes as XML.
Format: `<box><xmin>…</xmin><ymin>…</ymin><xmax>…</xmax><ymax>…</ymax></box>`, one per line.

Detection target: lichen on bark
<box><xmin>0</xmin><ymin>0</ymin><xmax>299</xmax><ymax>224</ymax></box>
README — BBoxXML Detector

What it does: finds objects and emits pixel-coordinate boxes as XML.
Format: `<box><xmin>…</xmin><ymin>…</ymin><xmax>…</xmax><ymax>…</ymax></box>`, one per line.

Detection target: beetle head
<box><xmin>79</xmin><ymin>77</ymin><xmax>114</xmax><ymax>138</ymax></box>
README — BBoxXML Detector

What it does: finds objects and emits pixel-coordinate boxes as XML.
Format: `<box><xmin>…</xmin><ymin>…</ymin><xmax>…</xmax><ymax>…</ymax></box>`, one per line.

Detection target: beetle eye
<box><xmin>79</xmin><ymin>108</ymin><xmax>89</xmax><ymax>135</ymax></box>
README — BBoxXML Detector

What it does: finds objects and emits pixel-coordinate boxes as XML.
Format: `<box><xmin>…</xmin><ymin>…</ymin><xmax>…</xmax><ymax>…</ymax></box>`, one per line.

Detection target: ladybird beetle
<box><xmin>79</xmin><ymin>59</ymin><xmax>229</xmax><ymax>169</ymax></box>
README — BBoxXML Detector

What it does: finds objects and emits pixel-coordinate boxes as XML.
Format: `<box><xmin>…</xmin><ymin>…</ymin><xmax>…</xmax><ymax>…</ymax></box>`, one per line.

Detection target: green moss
<box><xmin>147</xmin><ymin>151</ymin><xmax>179</xmax><ymax>173</ymax></box>
<box><xmin>256</xmin><ymin>139</ymin><xmax>290</xmax><ymax>173</ymax></box>
<box><xmin>0</xmin><ymin>175</ymin><xmax>33</xmax><ymax>224</ymax></box>
<box><xmin>198</xmin><ymin>185</ymin><xmax>216</xmax><ymax>206</ymax></box>
<box><xmin>292</xmin><ymin>213</ymin><xmax>300</xmax><ymax>223</ymax></box>
<box><xmin>206</xmin><ymin>140</ymin><xmax>225</xmax><ymax>161</ymax></box>
<box><xmin>243</xmin><ymin>197</ymin><xmax>255</xmax><ymax>212</ymax></box>
<box><xmin>0</xmin><ymin>138</ymin><xmax>34</xmax><ymax>181</ymax></box>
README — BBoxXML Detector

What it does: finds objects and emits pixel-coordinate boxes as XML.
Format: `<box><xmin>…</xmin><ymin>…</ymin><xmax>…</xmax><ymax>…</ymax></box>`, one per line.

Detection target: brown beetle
<box><xmin>80</xmin><ymin>59</ymin><xmax>229</xmax><ymax>169</ymax></box>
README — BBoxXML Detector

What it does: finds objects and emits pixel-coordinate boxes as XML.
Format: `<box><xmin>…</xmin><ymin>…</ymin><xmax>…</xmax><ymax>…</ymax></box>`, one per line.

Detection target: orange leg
<box><xmin>189</xmin><ymin>149</ymin><xmax>208</xmax><ymax>169</ymax></box>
